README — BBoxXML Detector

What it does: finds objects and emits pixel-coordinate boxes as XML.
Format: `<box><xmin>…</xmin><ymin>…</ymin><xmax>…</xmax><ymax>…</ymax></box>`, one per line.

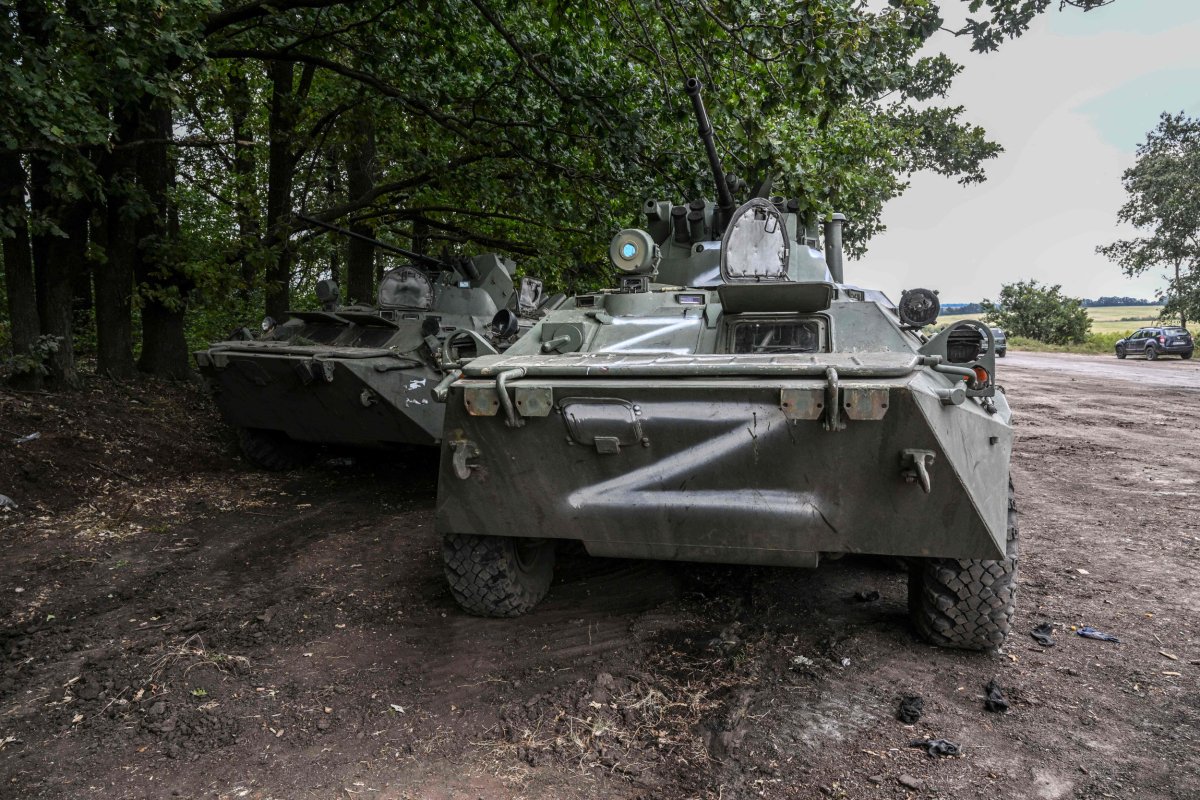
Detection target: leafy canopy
<box><xmin>1097</xmin><ymin>112</ymin><xmax>1200</xmax><ymax>326</ymax></box>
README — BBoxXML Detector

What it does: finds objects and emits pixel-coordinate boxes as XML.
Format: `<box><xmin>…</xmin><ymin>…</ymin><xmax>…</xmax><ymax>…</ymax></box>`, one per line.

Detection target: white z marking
<box><xmin>568</xmin><ymin>423</ymin><xmax>830</xmax><ymax>526</ymax></box>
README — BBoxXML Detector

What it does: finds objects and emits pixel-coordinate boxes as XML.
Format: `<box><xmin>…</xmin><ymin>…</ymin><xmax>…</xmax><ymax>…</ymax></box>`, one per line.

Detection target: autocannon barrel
<box><xmin>684</xmin><ymin>77</ymin><xmax>735</xmax><ymax>219</ymax></box>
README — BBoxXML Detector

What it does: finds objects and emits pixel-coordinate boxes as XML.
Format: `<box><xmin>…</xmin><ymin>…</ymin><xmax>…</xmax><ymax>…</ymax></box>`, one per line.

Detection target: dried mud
<box><xmin>0</xmin><ymin>353</ymin><xmax>1197</xmax><ymax>799</ymax></box>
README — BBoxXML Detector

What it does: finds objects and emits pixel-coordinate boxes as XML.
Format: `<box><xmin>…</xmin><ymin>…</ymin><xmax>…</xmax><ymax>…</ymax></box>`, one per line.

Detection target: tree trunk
<box><xmin>30</xmin><ymin>167</ymin><xmax>84</xmax><ymax>388</ymax></box>
<box><xmin>411</xmin><ymin>217</ymin><xmax>430</xmax><ymax>257</ymax></box>
<box><xmin>324</xmin><ymin>146</ymin><xmax>342</xmax><ymax>292</ymax></box>
<box><xmin>29</xmin><ymin>156</ymin><xmax>52</xmax><ymax>328</ymax></box>
<box><xmin>226</xmin><ymin>68</ymin><xmax>260</xmax><ymax>304</ymax></box>
<box><xmin>71</xmin><ymin>214</ymin><xmax>94</xmax><ymax>317</ymax></box>
<box><xmin>346</xmin><ymin>110</ymin><xmax>376</xmax><ymax>304</ymax></box>
<box><xmin>1176</xmin><ymin>261</ymin><xmax>1187</xmax><ymax>329</ymax></box>
<box><xmin>135</xmin><ymin>98</ymin><xmax>191</xmax><ymax>380</ymax></box>
<box><xmin>0</xmin><ymin>154</ymin><xmax>43</xmax><ymax>389</ymax></box>
<box><xmin>265</xmin><ymin>60</ymin><xmax>296</xmax><ymax>320</ymax></box>
<box><xmin>94</xmin><ymin>104</ymin><xmax>138</xmax><ymax>379</ymax></box>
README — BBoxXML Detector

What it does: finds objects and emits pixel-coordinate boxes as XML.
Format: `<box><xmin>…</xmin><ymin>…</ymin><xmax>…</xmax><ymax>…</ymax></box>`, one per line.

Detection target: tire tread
<box><xmin>909</xmin><ymin>481</ymin><xmax>1018</xmax><ymax>651</ymax></box>
<box><xmin>443</xmin><ymin>534</ymin><xmax>554</xmax><ymax>617</ymax></box>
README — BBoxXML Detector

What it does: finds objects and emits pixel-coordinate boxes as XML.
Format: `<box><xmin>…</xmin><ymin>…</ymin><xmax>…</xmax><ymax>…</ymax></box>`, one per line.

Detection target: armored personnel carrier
<box><xmin>196</xmin><ymin>221</ymin><xmax>548</xmax><ymax>470</ymax></box>
<box><xmin>433</xmin><ymin>79</ymin><xmax>1016</xmax><ymax>650</ymax></box>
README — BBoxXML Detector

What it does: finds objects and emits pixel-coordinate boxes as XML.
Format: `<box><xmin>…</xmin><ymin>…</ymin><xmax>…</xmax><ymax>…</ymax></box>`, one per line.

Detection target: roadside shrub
<box><xmin>982</xmin><ymin>280</ymin><xmax>1091</xmax><ymax>344</ymax></box>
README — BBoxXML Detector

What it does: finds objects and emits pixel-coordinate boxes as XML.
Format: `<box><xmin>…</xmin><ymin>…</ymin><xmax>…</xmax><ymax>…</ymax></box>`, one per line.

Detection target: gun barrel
<box><xmin>685</xmin><ymin>77</ymin><xmax>735</xmax><ymax>215</ymax></box>
<box><xmin>297</xmin><ymin>213</ymin><xmax>445</xmax><ymax>269</ymax></box>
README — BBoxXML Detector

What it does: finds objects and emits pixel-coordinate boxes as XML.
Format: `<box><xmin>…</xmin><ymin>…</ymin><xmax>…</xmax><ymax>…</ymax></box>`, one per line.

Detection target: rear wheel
<box><xmin>1146</xmin><ymin>345</ymin><xmax>1158</xmax><ymax>361</ymax></box>
<box><xmin>1183</xmin><ymin>350</ymin><xmax>1193</xmax><ymax>360</ymax></box>
<box><xmin>443</xmin><ymin>534</ymin><xmax>555</xmax><ymax>617</ymax></box>
<box><xmin>1115</xmin><ymin>346</ymin><xmax>1126</xmax><ymax>359</ymax></box>
<box><xmin>908</xmin><ymin>482</ymin><xmax>1018</xmax><ymax>651</ymax></box>
<box><xmin>237</xmin><ymin>427</ymin><xmax>313</xmax><ymax>471</ymax></box>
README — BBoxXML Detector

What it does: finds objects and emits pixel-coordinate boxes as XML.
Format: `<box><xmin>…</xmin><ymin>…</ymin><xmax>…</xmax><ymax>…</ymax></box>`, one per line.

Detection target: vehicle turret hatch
<box><xmin>720</xmin><ymin>199</ymin><xmax>790</xmax><ymax>283</ymax></box>
<box><xmin>378</xmin><ymin>266</ymin><xmax>433</xmax><ymax>310</ymax></box>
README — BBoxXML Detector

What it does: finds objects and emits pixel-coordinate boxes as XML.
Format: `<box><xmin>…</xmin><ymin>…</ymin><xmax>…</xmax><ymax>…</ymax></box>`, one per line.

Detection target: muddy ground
<box><xmin>0</xmin><ymin>353</ymin><xmax>1197</xmax><ymax>800</ymax></box>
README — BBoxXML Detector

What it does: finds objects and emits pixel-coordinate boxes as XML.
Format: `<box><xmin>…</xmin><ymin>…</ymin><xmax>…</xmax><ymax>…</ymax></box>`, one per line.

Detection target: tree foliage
<box><xmin>956</xmin><ymin>0</ymin><xmax>1114</xmax><ymax>52</ymax></box>
<box><xmin>0</xmin><ymin>0</ymin><xmax>1114</xmax><ymax>384</ymax></box>
<box><xmin>1097</xmin><ymin>112</ymin><xmax>1200</xmax><ymax>328</ymax></box>
<box><xmin>981</xmin><ymin>279</ymin><xmax>1091</xmax><ymax>344</ymax></box>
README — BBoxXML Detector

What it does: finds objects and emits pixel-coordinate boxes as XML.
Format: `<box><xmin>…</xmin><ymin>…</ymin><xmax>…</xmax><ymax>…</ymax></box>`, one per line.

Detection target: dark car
<box><xmin>1115</xmin><ymin>326</ymin><xmax>1193</xmax><ymax>360</ymax></box>
<box><xmin>977</xmin><ymin>326</ymin><xmax>1007</xmax><ymax>357</ymax></box>
<box><xmin>989</xmin><ymin>327</ymin><xmax>1007</xmax><ymax>357</ymax></box>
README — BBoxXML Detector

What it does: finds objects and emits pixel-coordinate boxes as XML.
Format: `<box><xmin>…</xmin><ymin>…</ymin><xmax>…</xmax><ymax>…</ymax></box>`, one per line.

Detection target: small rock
<box><xmin>316</xmin><ymin>718</ymin><xmax>330</xmax><ymax>731</ymax></box>
<box><xmin>868</xmin><ymin>775</ymin><xmax>883</xmax><ymax>784</ymax></box>
<box><xmin>148</xmin><ymin>701</ymin><xmax>166</xmax><ymax>717</ymax></box>
<box><xmin>898</xmin><ymin>774</ymin><xmax>922</xmax><ymax>790</ymax></box>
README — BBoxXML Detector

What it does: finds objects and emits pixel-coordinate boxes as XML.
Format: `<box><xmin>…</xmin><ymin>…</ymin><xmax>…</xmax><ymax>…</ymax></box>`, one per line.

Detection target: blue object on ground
<box><xmin>1076</xmin><ymin>626</ymin><xmax>1120</xmax><ymax>643</ymax></box>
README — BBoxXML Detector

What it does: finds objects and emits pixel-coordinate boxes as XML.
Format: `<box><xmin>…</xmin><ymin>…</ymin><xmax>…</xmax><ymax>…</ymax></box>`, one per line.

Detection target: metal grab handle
<box><xmin>495</xmin><ymin>367</ymin><xmax>527</xmax><ymax>428</ymax></box>
<box><xmin>431</xmin><ymin>369</ymin><xmax>462</xmax><ymax>403</ymax></box>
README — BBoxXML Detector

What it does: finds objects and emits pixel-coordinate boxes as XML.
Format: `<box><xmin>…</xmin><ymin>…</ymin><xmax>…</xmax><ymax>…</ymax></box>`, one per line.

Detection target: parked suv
<box><xmin>1115</xmin><ymin>326</ymin><xmax>1193</xmax><ymax>360</ymax></box>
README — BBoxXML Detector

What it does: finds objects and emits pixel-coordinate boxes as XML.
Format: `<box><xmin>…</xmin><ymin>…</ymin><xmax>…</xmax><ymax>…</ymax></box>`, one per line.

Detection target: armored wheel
<box><xmin>1145</xmin><ymin>345</ymin><xmax>1158</xmax><ymax>361</ymax></box>
<box><xmin>908</xmin><ymin>481</ymin><xmax>1018</xmax><ymax>651</ymax></box>
<box><xmin>442</xmin><ymin>534</ymin><xmax>555</xmax><ymax>617</ymax></box>
<box><xmin>1115</xmin><ymin>346</ymin><xmax>1126</xmax><ymax>359</ymax></box>
<box><xmin>236</xmin><ymin>427</ymin><xmax>313</xmax><ymax>471</ymax></box>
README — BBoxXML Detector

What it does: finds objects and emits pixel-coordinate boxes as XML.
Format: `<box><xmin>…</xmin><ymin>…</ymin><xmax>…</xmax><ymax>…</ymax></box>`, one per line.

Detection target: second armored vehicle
<box><xmin>196</xmin><ymin>222</ymin><xmax>548</xmax><ymax>469</ymax></box>
<box><xmin>432</xmin><ymin>79</ymin><xmax>1017</xmax><ymax>650</ymax></box>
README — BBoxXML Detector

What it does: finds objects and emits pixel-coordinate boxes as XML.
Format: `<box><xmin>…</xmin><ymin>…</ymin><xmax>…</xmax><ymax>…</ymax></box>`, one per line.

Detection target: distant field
<box><xmin>940</xmin><ymin>305</ymin><xmax>1170</xmax><ymax>334</ymax></box>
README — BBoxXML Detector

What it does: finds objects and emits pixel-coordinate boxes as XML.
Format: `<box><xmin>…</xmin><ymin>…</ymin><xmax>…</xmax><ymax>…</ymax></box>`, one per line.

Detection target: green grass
<box><xmin>940</xmin><ymin>305</ymin><xmax>1169</xmax><ymax>334</ymax></box>
<box><xmin>1007</xmin><ymin>333</ymin><xmax>1124</xmax><ymax>355</ymax></box>
<box><xmin>939</xmin><ymin>306</ymin><xmax>1177</xmax><ymax>355</ymax></box>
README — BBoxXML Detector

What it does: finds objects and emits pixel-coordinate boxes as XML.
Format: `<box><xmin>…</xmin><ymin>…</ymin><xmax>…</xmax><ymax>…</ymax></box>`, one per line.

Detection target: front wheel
<box><xmin>443</xmin><ymin>534</ymin><xmax>555</xmax><ymax>617</ymax></box>
<box><xmin>908</xmin><ymin>482</ymin><xmax>1018</xmax><ymax>651</ymax></box>
<box><xmin>1116</xmin><ymin>346</ymin><xmax>1126</xmax><ymax>359</ymax></box>
<box><xmin>1146</xmin><ymin>345</ymin><xmax>1158</xmax><ymax>361</ymax></box>
<box><xmin>996</xmin><ymin>349</ymin><xmax>1006</xmax><ymax>358</ymax></box>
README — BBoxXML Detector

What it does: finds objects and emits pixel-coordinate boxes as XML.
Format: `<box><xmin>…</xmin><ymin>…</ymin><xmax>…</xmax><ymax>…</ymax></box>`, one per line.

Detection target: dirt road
<box><xmin>1003</xmin><ymin>350</ymin><xmax>1200</xmax><ymax>389</ymax></box>
<box><xmin>0</xmin><ymin>354</ymin><xmax>1197</xmax><ymax>799</ymax></box>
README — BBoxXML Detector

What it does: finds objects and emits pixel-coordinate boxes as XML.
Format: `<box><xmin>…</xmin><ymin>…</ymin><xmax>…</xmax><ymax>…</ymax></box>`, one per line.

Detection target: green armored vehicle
<box><xmin>196</xmin><ymin>222</ymin><xmax>548</xmax><ymax>470</ymax></box>
<box><xmin>433</xmin><ymin>79</ymin><xmax>1016</xmax><ymax>651</ymax></box>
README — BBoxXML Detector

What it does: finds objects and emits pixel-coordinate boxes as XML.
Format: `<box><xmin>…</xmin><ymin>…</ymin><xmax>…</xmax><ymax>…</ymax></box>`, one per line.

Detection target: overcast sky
<box><xmin>858</xmin><ymin>0</ymin><xmax>1200</xmax><ymax>304</ymax></box>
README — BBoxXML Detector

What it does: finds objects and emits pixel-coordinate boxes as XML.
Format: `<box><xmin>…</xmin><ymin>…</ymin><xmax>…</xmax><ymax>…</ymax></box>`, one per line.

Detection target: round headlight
<box><xmin>609</xmin><ymin>229</ymin><xmax>659</xmax><ymax>274</ymax></box>
<box><xmin>261</xmin><ymin>316</ymin><xmax>276</xmax><ymax>333</ymax></box>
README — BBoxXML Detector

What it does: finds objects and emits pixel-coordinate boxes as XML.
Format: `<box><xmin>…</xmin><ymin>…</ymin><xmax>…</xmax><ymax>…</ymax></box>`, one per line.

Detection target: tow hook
<box><xmin>450</xmin><ymin>440</ymin><xmax>480</xmax><ymax>480</ymax></box>
<box><xmin>901</xmin><ymin>449</ymin><xmax>936</xmax><ymax>493</ymax></box>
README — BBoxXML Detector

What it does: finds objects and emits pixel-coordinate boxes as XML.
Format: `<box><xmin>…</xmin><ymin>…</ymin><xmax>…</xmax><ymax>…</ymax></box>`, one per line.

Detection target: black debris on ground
<box><xmin>984</xmin><ymin>679</ymin><xmax>1009</xmax><ymax>713</ymax></box>
<box><xmin>896</xmin><ymin>695</ymin><xmax>924</xmax><ymax>724</ymax></box>
<box><xmin>852</xmin><ymin>589</ymin><xmax>880</xmax><ymax>603</ymax></box>
<box><xmin>1031</xmin><ymin>622</ymin><xmax>1056</xmax><ymax>647</ymax></box>
<box><xmin>909</xmin><ymin>738</ymin><xmax>961</xmax><ymax>757</ymax></box>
